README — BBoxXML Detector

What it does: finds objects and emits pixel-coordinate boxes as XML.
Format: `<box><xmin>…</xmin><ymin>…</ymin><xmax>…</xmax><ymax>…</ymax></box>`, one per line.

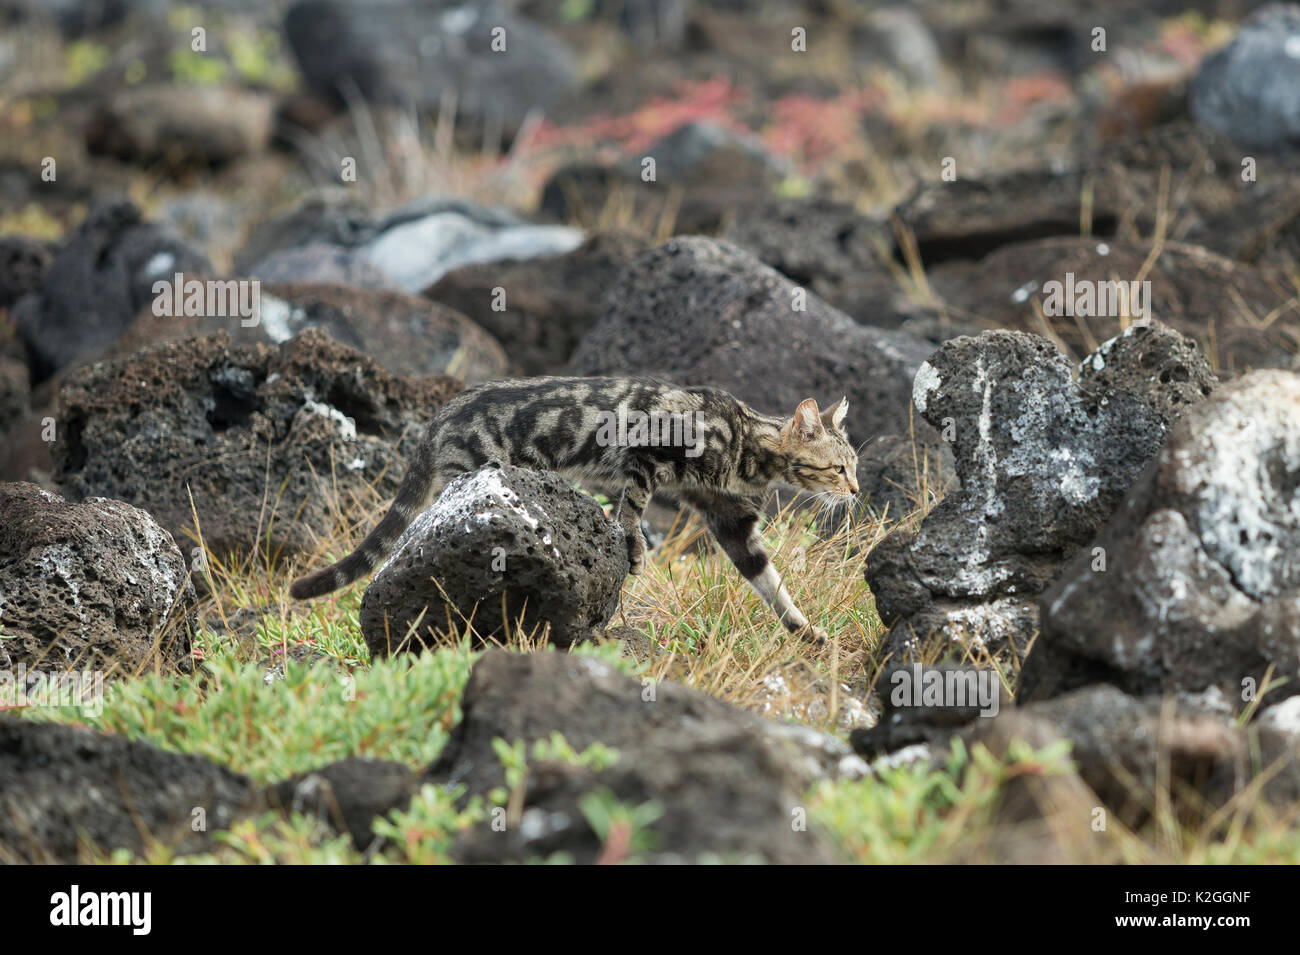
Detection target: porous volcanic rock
<box><xmin>52</xmin><ymin>329</ymin><xmax>461</xmax><ymax>560</ymax></box>
<box><xmin>11</xmin><ymin>197</ymin><xmax>211</xmax><ymax>379</ymax></box>
<box><xmin>568</xmin><ymin>236</ymin><xmax>935</xmax><ymax>472</ymax></box>
<box><xmin>1020</xmin><ymin>369</ymin><xmax>1300</xmax><ymax>704</ymax></box>
<box><xmin>0</xmin><ymin>716</ymin><xmax>256</xmax><ymax>863</ymax></box>
<box><xmin>424</xmin><ymin>230</ymin><xmax>650</xmax><ymax>375</ymax></box>
<box><xmin>359</xmin><ymin>465</ymin><xmax>629</xmax><ymax>654</ymax></box>
<box><xmin>0</xmin><ymin>482</ymin><xmax>195</xmax><ymax>673</ymax></box>
<box><xmin>864</xmin><ymin>328</ymin><xmax>1207</xmax><ymax>658</ymax></box>
<box><xmin>427</xmin><ymin>649</ymin><xmax>860</xmax><ymax>863</ymax></box>
<box><xmin>114</xmin><ymin>281</ymin><xmax>508</xmax><ymax>384</ymax></box>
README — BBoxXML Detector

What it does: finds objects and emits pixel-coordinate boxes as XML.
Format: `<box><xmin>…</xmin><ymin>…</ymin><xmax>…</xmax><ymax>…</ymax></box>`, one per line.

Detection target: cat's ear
<box><xmin>792</xmin><ymin>398</ymin><xmax>823</xmax><ymax>442</ymax></box>
<box><xmin>821</xmin><ymin>397</ymin><xmax>849</xmax><ymax>431</ymax></box>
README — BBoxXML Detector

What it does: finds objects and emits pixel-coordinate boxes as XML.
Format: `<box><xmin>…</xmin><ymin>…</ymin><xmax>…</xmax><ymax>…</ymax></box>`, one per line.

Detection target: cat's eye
<box><xmin>837</xmin><ymin>465</ymin><xmax>847</xmax><ymax>475</ymax></box>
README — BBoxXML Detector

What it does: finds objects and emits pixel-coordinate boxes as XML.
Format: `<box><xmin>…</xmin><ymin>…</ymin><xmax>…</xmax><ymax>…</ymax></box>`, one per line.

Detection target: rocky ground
<box><xmin>1</xmin><ymin>0</ymin><xmax>1299</xmax><ymax>864</ymax></box>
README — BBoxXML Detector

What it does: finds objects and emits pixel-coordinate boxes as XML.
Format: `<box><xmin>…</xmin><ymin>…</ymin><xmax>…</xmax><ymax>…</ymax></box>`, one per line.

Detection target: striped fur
<box><xmin>289</xmin><ymin>376</ymin><xmax>858</xmax><ymax>640</ymax></box>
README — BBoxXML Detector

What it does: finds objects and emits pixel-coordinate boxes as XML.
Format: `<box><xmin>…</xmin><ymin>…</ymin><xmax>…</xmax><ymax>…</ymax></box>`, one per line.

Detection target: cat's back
<box><xmin>439</xmin><ymin>375</ymin><xmax>729</xmax><ymax>420</ymax></box>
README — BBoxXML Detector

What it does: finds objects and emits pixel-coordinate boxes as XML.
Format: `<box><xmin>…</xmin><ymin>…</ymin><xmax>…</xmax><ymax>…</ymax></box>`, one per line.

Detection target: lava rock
<box><xmin>721</xmin><ymin>196</ymin><xmax>923</xmax><ymax>326</ymax></box>
<box><xmin>850</xmin><ymin>662</ymin><xmax>1010</xmax><ymax>758</ymax></box>
<box><xmin>11</xmin><ymin>197</ymin><xmax>211</xmax><ymax>380</ymax></box>
<box><xmin>86</xmin><ymin>85</ymin><xmax>276</xmax><ymax>168</ymax></box>
<box><xmin>0</xmin><ymin>235</ymin><xmax>53</xmax><ymax>309</ymax></box>
<box><xmin>359</xmin><ymin>465</ymin><xmax>629</xmax><ymax>654</ymax></box>
<box><xmin>359</xmin><ymin>198</ymin><xmax>585</xmax><ymax>294</ymax></box>
<box><xmin>234</xmin><ymin>193</ymin><xmax>373</xmax><ymax>273</ymax></box>
<box><xmin>1190</xmin><ymin>4</ymin><xmax>1300</xmax><ymax>150</ymax></box>
<box><xmin>1077</xmin><ymin>322</ymin><xmax>1219</xmax><ymax>427</ymax></box>
<box><xmin>114</xmin><ymin>281</ymin><xmax>508</xmax><ymax>384</ymax></box>
<box><xmin>247</xmin><ymin>243</ymin><xmax>394</xmax><ymax>290</ymax></box>
<box><xmin>266</xmin><ymin>758</ymin><xmax>418</xmax><ymax>850</ymax></box>
<box><xmin>0</xmin><ymin>716</ymin><xmax>255</xmax><ymax>863</ymax></box>
<box><xmin>568</xmin><ymin>236</ymin><xmax>934</xmax><ymax>464</ymax></box>
<box><xmin>427</xmin><ymin>649</ymin><xmax>856</xmax><ymax>863</ymax></box>
<box><xmin>52</xmin><ymin>329</ymin><xmax>462</xmax><ymax>560</ymax></box>
<box><xmin>895</xmin><ymin>168</ymin><xmax>1120</xmax><ymax>266</ymax></box>
<box><xmin>855</xmin><ymin>433</ymin><xmax>955</xmax><ymax>522</ymax></box>
<box><xmin>238</xmin><ymin>196</ymin><xmax>584</xmax><ymax>295</ymax></box>
<box><xmin>424</xmin><ymin>230</ymin><xmax>650</xmax><ymax>375</ymax></box>
<box><xmin>284</xmin><ymin>0</ymin><xmax>579</xmax><ymax>137</ymax></box>
<box><xmin>926</xmin><ymin>236</ymin><xmax>1299</xmax><ymax>374</ymax></box>
<box><xmin>0</xmin><ymin>482</ymin><xmax>196</xmax><ymax>673</ymax></box>
<box><xmin>540</xmin><ymin>121</ymin><xmax>787</xmax><ymax>234</ymax></box>
<box><xmin>0</xmin><ymin>350</ymin><xmax>29</xmax><ymax>431</ymax></box>
<box><xmin>964</xmin><ymin>685</ymin><xmax>1300</xmax><ymax>830</ymax></box>
<box><xmin>865</xmin><ymin>329</ymin><xmax>1180</xmax><ymax>658</ymax></box>
<box><xmin>1020</xmin><ymin>369</ymin><xmax>1300</xmax><ymax>704</ymax></box>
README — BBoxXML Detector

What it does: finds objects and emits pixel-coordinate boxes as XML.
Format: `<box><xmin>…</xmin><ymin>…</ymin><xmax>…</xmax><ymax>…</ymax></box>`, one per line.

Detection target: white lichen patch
<box><xmin>1010</xmin><ymin>279</ymin><xmax>1039</xmax><ymax>304</ymax></box>
<box><xmin>256</xmin><ymin>294</ymin><xmax>304</xmax><ymax>344</ymax></box>
<box><xmin>1050</xmin><ymin>447</ymin><xmax>1101</xmax><ymax>504</ymax></box>
<box><xmin>871</xmin><ymin>743</ymin><xmax>933</xmax><ymax>773</ymax></box>
<box><xmin>381</xmin><ymin>467</ymin><xmax>561</xmax><ymax>571</ymax></box>
<box><xmin>301</xmin><ymin>399</ymin><xmax>357</xmax><ymax>441</ymax></box>
<box><xmin>941</xmin><ymin>596</ymin><xmax>1029</xmax><ymax>652</ymax></box>
<box><xmin>1257</xmin><ymin>696</ymin><xmax>1300</xmax><ymax>736</ymax></box>
<box><xmin>912</xmin><ymin>360</ymin><xmax>942</xmax><ymax>415</ymax></box>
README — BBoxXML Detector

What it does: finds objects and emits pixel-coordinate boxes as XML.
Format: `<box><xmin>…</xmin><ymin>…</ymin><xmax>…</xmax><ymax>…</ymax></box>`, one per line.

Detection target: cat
<box><xmin>290</xmin><ymin>376</ymin><xmax>859</xmax><ymax>642</ymax></box>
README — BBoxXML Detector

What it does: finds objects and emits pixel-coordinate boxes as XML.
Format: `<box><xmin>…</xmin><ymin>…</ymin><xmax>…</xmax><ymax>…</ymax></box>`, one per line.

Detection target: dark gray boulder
<box><xmin>0</xmin><ymin>716</ymin><xmax>256</xmax><ymax>863</ymax></box>
<box><xmin>359</xmin><ymin>465</ymin><xmax>629</xmax><ymax>654</ymax></box>
<box><xmin>1021</xmin><ymin>369</ymin><xmax>1300</xmax><ymax>704</ymax></box>
<box><xmin>266</xmin><ymin>758</ymin><xmax>418</xmax><ymax>850</ymax></box>
<box><xmin>1190</xmin><ymin>4</ymin><xmax>1300</xmax><ymax>150</ymax></box>
<box><xmin>540</xmin><ymin>122</ymin><xmax>787</xmax><ymax>234</ymax></box>
<box><xmin>52</xmin><ymin>329</ymin><xmax>462</xmax><ymax>561</ymax></box>
<box><xmin>926</xmin><ymin>236</ymin><xmax>1297</xmax><ymax>374</ymax></box>
<box><xmin>85</xmin><ymin>84</ymin><xmax>276</xmax><ymax>168</ymax></box>
<box><xmin>568</xmin><ymin>236</ymin><xmax>934</xmax><ymax>478</ymax></box>
<box><xmin>11</xmin><ymin>197</ymin><xmax>212</xmax><ymax>380</ymax></box>
<box><xmin>0</xmin><ymin>235</ymin><xmax>53</xmax><ymax>310</ymax></box>
<box><xmin>865</xmin><ymin>328</ymin><xmax>1200</xmax><ymax>658</ymax></box>
<box><xmin>894</xmin><ymin>168</ymin><xmax>1118</xmax><ymax>266</ymax></box>
<box><xmin>283</xmin><ymin>0</ymin><xmax>579</xmax><ymax>136</ymax></box>
<box><xmin>0</xmin><ymin>349</ymin><xmax>28</xmax><ymax>432</ymax></box>
<box><xmin>854</xmin><ymin>433</ymin><xmax>955</xmax><ymax>522</ymax></box>
<box><xmin>114</xmin><ymin>281</ymin><xmax>508</xmax><ymax>385</ymax></box>
<box><xmin>424</xmin><ymin>230</ymin><xmax>651</xmax><ymax>375</ymax></box>
<box><xmin>0</xmin><ymin>482</ymin><xmax>196</xmax><ymax>674</ymax></box>
<box><xmin>238</xmin><ymin>196</ymin><xmax>583</xmax><ymax>295</ymax></box>
<box><xmin>1076</xmin><ymin>322</ymin><xmax>1220</xmax><ymax>428</ymax></box>
<box><xmin>247</xmin><ymin>243</ymin><xmax>393</xmax><ymax>290</ymax></box>
<box><xmin>233</xmin><ymin>193</ymin><xmax>373</xmax><ymax>273</ymax></box>
<box><xmin>721</xmin><ymin>196</ymin><xmax>923</xmax><ymax>327</ymax></box>
<box><xmin>427</xmin><ymin>649</ymin><xmax>854</xmax><ymax>863</ymax></box>
<box><xmin>850</xmin><ymin>662</ymin><xmax>1011</xmax><ymax>758</ymax></box>
<box><xmin>965</xmin><ymin>685</ymin><xmax>1300</xmax><ymax>831</ymax></box>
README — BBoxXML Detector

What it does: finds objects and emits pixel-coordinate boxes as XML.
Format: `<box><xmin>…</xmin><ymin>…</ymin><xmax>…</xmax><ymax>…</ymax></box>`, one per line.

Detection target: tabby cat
<box><xmin>290</xmin><ymin>377</ymin><xmax>859</xmax><ymax>641</ymax></box>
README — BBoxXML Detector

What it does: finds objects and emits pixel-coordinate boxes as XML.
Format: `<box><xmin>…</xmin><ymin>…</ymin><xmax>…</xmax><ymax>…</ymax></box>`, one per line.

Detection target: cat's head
<box><xmin>782</xmin><ymin>397</ymin><xmax>859</xmax><ymax>500</ymax></box>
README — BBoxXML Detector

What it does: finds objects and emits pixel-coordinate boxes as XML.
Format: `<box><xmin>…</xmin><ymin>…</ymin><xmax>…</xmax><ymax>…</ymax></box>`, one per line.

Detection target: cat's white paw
<box><xmin>795</xmin><ymin>624</ymin><xmax>830</xmax><ymax>644</ymax></box>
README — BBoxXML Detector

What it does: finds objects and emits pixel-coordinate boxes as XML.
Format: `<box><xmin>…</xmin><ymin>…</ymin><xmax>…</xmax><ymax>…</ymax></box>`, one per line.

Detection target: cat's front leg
<box><xmin>687</xmin><ymin>492</ymin><xmax>825</xmax><ymax>642</ymax></box>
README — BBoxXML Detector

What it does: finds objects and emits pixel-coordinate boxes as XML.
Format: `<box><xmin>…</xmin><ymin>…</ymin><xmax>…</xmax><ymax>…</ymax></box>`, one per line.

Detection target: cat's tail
<box><xmin>289</xmin><ymin>439</ymin><xmax>437</xmax><ymax>600</ymax></box>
